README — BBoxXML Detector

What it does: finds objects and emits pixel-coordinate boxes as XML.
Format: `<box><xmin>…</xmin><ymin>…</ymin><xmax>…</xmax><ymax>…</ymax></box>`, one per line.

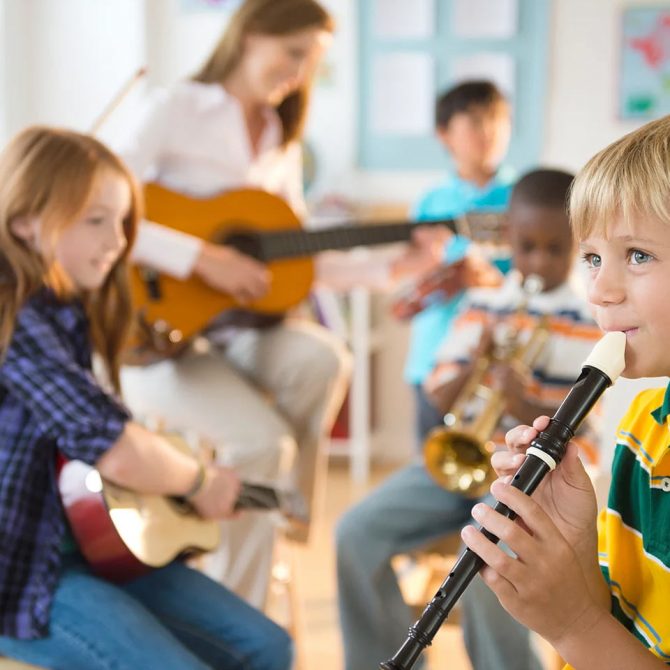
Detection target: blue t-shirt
<box><xmin>404</xmin><ymin>168</ymin><xmax>515</xmax><ymax>385</ymax></box>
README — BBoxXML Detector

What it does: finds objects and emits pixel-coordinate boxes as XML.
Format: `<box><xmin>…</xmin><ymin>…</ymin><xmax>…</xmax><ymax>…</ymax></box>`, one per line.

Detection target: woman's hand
<box><xmin>194</xmin><ymin>243</ymin><xmax>270</xmax><ymax>303</ymax></box>
<box><xmin>189</xmin><ymin>465</ymin><xmax>242</xmax><ymax>519</ymax></box>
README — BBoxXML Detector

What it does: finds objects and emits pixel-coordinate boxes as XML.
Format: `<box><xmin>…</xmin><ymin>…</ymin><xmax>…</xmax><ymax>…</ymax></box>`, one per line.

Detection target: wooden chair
<box><xmin>397</xmin><ymin>531</ymin><xmax>463</xmax><ymax>623</ymax></box>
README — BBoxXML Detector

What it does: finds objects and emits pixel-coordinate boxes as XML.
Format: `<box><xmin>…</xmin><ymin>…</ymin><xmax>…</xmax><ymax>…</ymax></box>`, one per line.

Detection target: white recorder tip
<box><xmin>582</xmin><ymin>331</ymin><xmax>626</xmax><ymax>382</ymax></box>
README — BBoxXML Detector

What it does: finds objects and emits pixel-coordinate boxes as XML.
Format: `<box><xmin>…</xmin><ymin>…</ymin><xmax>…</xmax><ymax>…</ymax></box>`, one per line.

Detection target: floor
<box><xmin>276</xmin><ymin>458</ymin><xmax>560</xmax><ymax>670</ymax></box>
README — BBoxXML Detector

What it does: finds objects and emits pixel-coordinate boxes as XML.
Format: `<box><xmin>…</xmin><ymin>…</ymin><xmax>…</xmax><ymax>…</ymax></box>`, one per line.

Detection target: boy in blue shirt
<box><xmin>405</xmin><ymin>80</ymin><xmax>516</xmax><ymax>443</ymax></box>
<box><xmin>336</xmin><ymin>83</ymin><xmax>544</xmax><ymax>670</ymax></box>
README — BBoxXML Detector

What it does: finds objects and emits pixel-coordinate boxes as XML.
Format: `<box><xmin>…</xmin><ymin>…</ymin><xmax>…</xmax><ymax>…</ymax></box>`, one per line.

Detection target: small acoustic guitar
<box><xmin>130</xmin><ymin>184</ymin><xmax>505</xmax><ymax>358</ymax></box>
<box><xmin>58</xmin><ymin>437</ymin><xmax>308</xmax><ymax>583</ymax></box>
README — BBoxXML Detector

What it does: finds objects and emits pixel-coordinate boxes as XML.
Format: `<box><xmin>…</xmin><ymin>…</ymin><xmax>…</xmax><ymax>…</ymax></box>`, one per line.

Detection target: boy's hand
<box><xmin>390</xmin><ymin>226</ymin><xmax>453</xmax><ymax>279</ymax></box>
<box><xmin>494</xmin><ymin>362</ymin><xmax>529</xmax><ymax>416</ymax></box>
<box><xmin>411</xmin><ymin>225</ymin><xmax>454</xmax><ymax>253</ymax></box>
<box><xmin>493</xmin><ymin>416</ymin><xmax>599</xmax><ymax>549</ymax></box>
<box><xmin>460</xmin><ymin>416</ymin><xmax>605</xmax><ymax>643</ymax></box>
<box><xmin>460</xmin><ymin>477</ymin><xmax>606</xmax><ymax>646</ymax></box>
<box><xmin>472</xmin><ymin>319</ymin><xmax>495</xmax><ymax>358</ymax></box>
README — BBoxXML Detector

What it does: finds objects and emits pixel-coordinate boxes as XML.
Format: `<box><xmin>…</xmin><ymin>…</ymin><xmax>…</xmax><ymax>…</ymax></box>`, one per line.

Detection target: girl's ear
<box><xmin>9</xmin><ymin>216</ymin><xmax>38</xmax><ymax>243</ymax></box>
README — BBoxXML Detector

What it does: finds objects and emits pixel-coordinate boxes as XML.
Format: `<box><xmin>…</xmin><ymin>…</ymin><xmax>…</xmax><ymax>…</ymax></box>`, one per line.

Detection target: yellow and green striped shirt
<box><xmin>596</xmin><ymin>384</ymin><xmax>670</xmax><ymax>663</ymax></box>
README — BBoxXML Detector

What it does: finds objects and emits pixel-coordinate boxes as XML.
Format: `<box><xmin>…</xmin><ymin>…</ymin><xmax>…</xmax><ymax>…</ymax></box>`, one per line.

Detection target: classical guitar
<box><xmin>130</xmin><ymin>183</ymin><xmax>505</xmax><ymax>357</ymax></box>
<box><xmin>58</xmin><ymin>440</ymin><xmax>308</xmax><ymax>583</ymax></box>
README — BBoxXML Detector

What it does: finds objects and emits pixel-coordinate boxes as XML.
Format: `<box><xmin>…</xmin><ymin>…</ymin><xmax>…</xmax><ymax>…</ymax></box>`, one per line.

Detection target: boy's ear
<box><xmin>9</xmin><ymin>216</ymin><xmax>38</xmax><ymax>243</ymax></box>
<box><xmin>436</xmin><ymin>125</ymin><xmax>454</xmax><ymax>151</ymax></box>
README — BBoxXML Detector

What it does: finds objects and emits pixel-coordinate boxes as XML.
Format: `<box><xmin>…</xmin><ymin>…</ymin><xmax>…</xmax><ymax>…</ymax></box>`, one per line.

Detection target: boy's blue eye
<box><xmin>581</xmin><ymin>252</ymin><xmax>601</xmax><ymax>268</ymax></box>
<box><xmin>630</xmin><ymin>249</ymin><xmax>652</xmax><ymax>265</ymax></box>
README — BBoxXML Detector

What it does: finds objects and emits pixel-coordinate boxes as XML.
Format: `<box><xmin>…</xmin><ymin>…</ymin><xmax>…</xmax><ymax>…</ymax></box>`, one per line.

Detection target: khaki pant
<box><xmin>121</xmin><ymin>319</ymin><xmax>351</xmax><ymax>607</ymax></box>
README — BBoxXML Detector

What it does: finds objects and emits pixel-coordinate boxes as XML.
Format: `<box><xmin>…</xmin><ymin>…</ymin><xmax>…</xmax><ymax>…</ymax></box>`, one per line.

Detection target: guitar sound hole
<box><xmin>217</xmin><ymin>230</ymin><xmax>265</xmax><ymax>261</ymax></box>
<box><xmin>169</xmin><ymin>497</ymin><xmax>193</xmax><ymax>516</ymax></box>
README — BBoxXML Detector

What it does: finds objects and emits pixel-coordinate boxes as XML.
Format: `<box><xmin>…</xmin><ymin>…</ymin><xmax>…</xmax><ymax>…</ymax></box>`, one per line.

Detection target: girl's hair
<box><xmin>192</xmin><ymin>0</ymin><xmax>334</xmax><ymax>146</ymax></box>
<box><xmin>0</xmin><ymin>126</ymin><xmax>141</xmax><ymax>391</ymax></box>
<box><xmin>570</xmin><ymin>114</ymin><xmax>670</xmax><ymax>241</ymax></box>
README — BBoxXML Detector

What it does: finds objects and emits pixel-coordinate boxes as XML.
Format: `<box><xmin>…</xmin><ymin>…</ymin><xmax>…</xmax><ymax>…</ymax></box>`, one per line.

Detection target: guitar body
<box><xmin>131</xmin><ymin>184</ymin><xmax>314</xmax><ymax>346</ymax></box>
<box><xmin>129</xmin><ymin>183</ymin><xmax>505</xmax><ymax>358</ymax></box>
<box><xmin>59</xmin><ymin>459</ymin><xmax>220</xmax><ymax>583</ymax></box>
<box><xmin>58</xmin><ymin>432</ymin><xmax>308</xmax><ymax>583</ymax></box>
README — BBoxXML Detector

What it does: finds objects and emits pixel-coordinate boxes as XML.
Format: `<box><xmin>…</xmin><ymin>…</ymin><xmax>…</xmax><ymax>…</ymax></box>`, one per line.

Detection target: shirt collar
<box><xmin>446</xmin><ymin>165</ymin><xmax>515</xmax><ymax>195</ymax></box>
<box><xmin>651</xmin><ymin>379</ymin><xmax>670</xmax><ymax>425</ymax></box>
<box><xmin>30</xmin><ymin>288</ymin><xmax>87</xmax><ymax>337</ymax></box>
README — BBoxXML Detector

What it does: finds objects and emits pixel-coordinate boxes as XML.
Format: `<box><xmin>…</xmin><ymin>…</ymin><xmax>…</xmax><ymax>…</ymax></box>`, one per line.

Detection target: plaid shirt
<box><xmin>0</xmin><ymin>289</ymin><xmax>130</xmax><ymax>639</ymax></box>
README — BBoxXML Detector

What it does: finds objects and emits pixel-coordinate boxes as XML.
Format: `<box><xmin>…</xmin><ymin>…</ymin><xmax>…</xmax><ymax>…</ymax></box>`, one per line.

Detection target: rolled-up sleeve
<box><xmin>0</xmin><ymin>309</ymin><xmax>130</xmax><ymax>465</ymax></box>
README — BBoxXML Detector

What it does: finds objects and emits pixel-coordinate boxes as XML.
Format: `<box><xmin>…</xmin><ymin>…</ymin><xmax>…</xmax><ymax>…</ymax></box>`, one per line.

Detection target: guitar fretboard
<box><xmin>259</xmin><ymin>219</ymin><xmax>456</xmax><ymax>261</ymax></box>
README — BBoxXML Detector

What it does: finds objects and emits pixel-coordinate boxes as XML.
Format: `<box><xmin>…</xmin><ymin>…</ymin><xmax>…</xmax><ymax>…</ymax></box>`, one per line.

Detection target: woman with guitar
<box><xmin>0</xmin><ymin>127</ymin><xmax>291</xmax><ymax>670</ymax></box>
<box><xmin>115</xmin><ymin>0</ymin><xmax>351</xmax><ymax>609</ymax></box>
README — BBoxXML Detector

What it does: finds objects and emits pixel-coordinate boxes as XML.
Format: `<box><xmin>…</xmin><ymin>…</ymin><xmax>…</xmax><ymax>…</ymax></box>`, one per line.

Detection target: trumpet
<box><xmin>423</xmin><ymin>274</ymin><xmax>550</xmax><ymax>498</ymax></box>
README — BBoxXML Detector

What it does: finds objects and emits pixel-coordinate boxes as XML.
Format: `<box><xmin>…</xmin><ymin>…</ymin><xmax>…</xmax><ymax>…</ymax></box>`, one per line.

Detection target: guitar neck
<box><xmin>259</xmin><ymin>218</ymin><xmax>457</xmax><ymax>261</ymax></box>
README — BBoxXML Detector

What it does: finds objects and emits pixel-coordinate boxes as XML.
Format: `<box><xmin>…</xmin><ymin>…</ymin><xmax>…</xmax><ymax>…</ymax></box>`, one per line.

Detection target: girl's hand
<box><xmin>460</xmin><ymin>480</ymin><xmax>607</xmax><ymax>646</ymax></box>
<box><xmin>189</xmin><ymin>465</ymin><xmax>242</xmax><ymax>519</ymax></box>
<box><xmin>195</xmin><ymin>243</ymin><xmax>270</xmax><ymax>303</ymax></box>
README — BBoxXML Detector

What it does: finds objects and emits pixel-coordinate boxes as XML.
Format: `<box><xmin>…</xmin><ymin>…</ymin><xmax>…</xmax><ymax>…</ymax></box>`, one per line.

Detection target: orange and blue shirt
<box><xmin>404</xmin><ymin>169</ymin><xmax>515</xmax><ymax>385</ymax></box>
<box><xmin>426</xmin><ymin>272</ymin><xmax>602</xmax><ymax>460</ymax></box>
<box><xmin>0</xmin><ymin>289</ymin><xmax>130</xmax><ymax>639</ymax></box>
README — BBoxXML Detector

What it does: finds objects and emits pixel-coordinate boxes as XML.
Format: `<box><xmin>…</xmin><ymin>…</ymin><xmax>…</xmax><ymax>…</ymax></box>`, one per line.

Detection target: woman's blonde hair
<box><xmin>0</xmin><ymin>126</ymin><xmax>141</xmax><ymax>391</ymax></box>
<box><xmin>570</xmin><ymin>114</ymin><xmax>670</xmax><ymax>241</ymax></box>
<box><xmin>192</xmin><ymin>0</ymin><xmax>334</xmax><ymax>146</ymax></box>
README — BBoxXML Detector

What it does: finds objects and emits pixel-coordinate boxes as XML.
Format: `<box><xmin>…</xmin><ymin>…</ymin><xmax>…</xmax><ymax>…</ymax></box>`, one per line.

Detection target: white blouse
<box><xmin>116</xmin><ymin>80</ymin><xmax>305</xmax><ymax>279</ymax></box>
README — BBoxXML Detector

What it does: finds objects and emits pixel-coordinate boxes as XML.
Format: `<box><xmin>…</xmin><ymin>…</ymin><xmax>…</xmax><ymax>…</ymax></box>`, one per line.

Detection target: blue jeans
<box><xmin>0</xmin><ymin>557</ymin><xmax>292</xmax><ymax>670</ymax></box>
<box><xmin>335</xmin><ymin>463</ymin><xmax>542</xmax><ymax>670</ymax></box>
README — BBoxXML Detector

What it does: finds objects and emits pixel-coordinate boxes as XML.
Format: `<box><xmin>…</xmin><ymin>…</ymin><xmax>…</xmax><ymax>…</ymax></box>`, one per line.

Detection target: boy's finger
<box><xmin>531</xmin><ymin>415</ymin><xmax>551</xmax><ymax>431</ymax></box>
<box><xmin>505</xmin><ymin>424</ymin><xmax>535</xmax><ymax>452</ymax></box>
<box><xmin>490</xmin><ymin>451</ymin><xmax>525</xmax><ymax>475</ymax></box>
<box><xmin>489</xmin><ymin>480</ymin><xmax>559</xmax><ymax>541</ymax></box>
<box><xmin>470</xmin><ymin>501</ymin><xmax>536</xmax><ymax>560</ymax></box>
<box><xmin>460</xmin><ymin>524</ymin><xmax>522</xmax><ymax>589</ymax></box>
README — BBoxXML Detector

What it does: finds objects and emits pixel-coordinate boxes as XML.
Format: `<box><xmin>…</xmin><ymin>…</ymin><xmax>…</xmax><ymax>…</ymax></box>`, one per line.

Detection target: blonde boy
<box><xmin>462</xmin><ymin>114</ymin><xmax>670</xmax><ymax>668</ymax></box>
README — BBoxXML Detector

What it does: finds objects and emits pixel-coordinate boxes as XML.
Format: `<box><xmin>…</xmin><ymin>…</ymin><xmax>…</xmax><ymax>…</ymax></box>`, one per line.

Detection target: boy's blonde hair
<box><xmin>570</xmin><ymin>114</ymin><xmax>670</xmax><ymax>241</ymax></box>
<box><xmin>192</xmin><ymin>0</ymin><xmax>334</xmax><ymax>146</ymax></box>
<box><xmin>0</xmin><ymin>126</ymin><xmax>141</xmax><ymax>390</ymax></box>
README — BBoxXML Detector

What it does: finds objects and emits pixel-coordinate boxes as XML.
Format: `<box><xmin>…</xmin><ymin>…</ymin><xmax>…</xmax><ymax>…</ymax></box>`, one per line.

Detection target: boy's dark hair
<box><xmin>511</xmin><ymin>169</ymin><xmax>575</xmax><ymax>211</ymax></box>
<box><xmin>435</xmin><ymin>80</ymin><xmax>506</xmax><ymax>129</ymax></box>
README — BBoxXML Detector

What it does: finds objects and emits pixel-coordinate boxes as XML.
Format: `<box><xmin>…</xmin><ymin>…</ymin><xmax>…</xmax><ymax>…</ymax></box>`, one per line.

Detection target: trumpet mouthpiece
<box><xmin>522</xmin><ymin>274</ymin><xmax>544</xmax><ymax>295</ymax></box>
<box><xmin>583</xmin><ymin>331</ymin><xmax>626</xmax><ymax>383</ymax></box>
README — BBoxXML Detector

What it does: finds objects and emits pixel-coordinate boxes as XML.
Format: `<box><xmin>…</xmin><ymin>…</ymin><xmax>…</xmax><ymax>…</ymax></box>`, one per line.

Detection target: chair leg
<box><xmin>270</xmin><ymin>537</ymin><xmax>305</xmax><ymax>670</ymax></box>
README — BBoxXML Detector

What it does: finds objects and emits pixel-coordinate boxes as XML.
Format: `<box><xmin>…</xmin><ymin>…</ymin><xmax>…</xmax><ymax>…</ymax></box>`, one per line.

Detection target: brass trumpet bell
<box><xmin>423</xmin><ymin>273</ymin><xmax>550</xmax><ymax>498</ymax></box>
<box><xmin>423</xmin><ymin>426</ymin><xmax>496</xmax><ymax>498</ymax></box>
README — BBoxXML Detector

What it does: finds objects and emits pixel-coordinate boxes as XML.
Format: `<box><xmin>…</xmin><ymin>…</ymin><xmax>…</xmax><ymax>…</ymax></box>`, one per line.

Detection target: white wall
<box><xmin>1</xmin><ymin>0</ymin><xmax>667</xmax><ymax>464</ymax></box>
<box><xmin>3</xmin><ymin>0</ymin><xmax>668</xmax><ymax>197</ymax></box>
<box><xmin>541</xmin><ymin>0</ymin><xmax>669</xmax><ymax>170</ymax></box>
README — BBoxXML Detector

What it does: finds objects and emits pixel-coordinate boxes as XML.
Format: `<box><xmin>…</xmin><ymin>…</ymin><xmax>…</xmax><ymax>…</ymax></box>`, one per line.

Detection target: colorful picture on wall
<box><xmin>180</xmin><ymin>0</ymin><xmax>241</xmax><ymax>12</ymax></box>
<box><xmin>620</xmin><ymin>7</ymin><xmax>670</xmax><ymax>119</ymax></box>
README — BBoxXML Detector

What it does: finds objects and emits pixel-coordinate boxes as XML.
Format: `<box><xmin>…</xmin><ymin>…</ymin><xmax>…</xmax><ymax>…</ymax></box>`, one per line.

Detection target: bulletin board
<box><xmin>620</xmin><ymin>7</ymin><xmax>670</xmax><ymax>119</ymax></box>
<box><xmin>357</xmin><ymin>0</ymin><xmax>551</xmax><ymax>171</ymax></box>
